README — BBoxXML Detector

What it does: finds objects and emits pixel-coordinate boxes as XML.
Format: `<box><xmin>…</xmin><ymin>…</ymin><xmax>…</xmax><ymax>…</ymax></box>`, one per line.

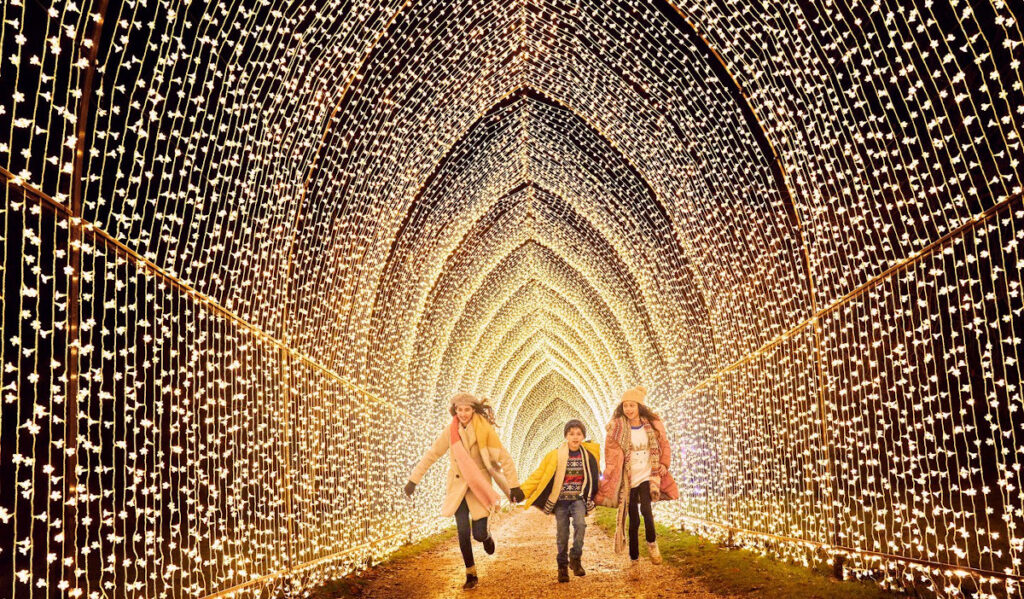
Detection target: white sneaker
<box><xmin>648</xmin><ymin>541</ymin><xmax>662</xmax><ymax>565</ymax></box>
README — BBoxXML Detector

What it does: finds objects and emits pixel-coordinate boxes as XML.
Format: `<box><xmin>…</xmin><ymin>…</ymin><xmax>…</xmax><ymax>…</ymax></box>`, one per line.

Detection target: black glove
<box><xmin>404</xmin><ymin>481</ymin><xmax>416</xmax><ymax>497</ymax></box>
<box><xmin>509</xmin><ymin>487</ymin><xmax>525</xmax><ymax>503</ymax></box>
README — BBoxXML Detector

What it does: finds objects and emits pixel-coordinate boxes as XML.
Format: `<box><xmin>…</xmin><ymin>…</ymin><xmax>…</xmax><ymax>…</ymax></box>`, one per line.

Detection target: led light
<box><xmin>1</xmin><ymin>1</ymin><xmax>1022</xmax><ymax>598</ymax></box>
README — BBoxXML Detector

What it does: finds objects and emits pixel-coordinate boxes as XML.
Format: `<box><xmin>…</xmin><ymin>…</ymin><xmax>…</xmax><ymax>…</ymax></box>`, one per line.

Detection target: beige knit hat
<box><xmin>620</xmin><ymin>386</ymin><xmax>647</xmax><ymax>405</ymax></box>
<box><xmin>450</xmin><ymin>392</ymin><xmax>477</xmax><ymax>408</ymax></box>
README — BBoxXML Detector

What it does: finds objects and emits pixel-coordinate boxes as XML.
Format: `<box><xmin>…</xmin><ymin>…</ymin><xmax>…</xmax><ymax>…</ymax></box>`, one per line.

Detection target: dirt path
<box><xmin>349</xmin><ymin>507</ymin><xmax>734</xmax><ymax>598</ymax></box>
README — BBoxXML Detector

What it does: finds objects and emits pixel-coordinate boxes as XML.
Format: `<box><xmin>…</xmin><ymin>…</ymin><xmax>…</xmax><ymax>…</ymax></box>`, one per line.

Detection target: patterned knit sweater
<box><xmin>557</xmin><ymin>449</ymin><xmax>585</xmax><ymax>501</ymax></box>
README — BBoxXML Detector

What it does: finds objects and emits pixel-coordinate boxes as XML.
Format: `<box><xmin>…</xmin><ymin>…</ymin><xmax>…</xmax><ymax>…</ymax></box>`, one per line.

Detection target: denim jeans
<box><xmin>554</xmin><ymin>499</ymin><xmax>586</xmax><ymax>566</ymax></box>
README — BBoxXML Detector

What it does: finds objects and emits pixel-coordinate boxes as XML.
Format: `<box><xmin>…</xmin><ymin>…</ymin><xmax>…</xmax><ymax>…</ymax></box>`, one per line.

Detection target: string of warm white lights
<box><xmin>1</xmin><ymin>0</ymin><xmax>1022</xmax><ymax>597</ymax></box>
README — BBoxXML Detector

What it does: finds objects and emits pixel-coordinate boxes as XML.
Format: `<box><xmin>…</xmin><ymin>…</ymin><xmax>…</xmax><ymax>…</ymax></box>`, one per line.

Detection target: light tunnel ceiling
<box><xmin>31</xmin><ymin>0</ymin><xmax>818</xmax><ymax>421</ymax></box>
<box><xmin>2</xmin><ymin>0</ymin><xmax>1024</xmax><ymax>596</ymax></box>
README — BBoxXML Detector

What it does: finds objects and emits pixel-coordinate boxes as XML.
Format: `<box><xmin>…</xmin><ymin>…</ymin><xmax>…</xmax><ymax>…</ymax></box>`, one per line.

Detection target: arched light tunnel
<box><xmin>0</xmin><ymin>0</ymin><xmax>1022</xmax><ymax>597</ymax></box>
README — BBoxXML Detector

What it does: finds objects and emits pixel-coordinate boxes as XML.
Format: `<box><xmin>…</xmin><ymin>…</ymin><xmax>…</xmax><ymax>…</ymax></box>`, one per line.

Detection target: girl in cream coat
<box><xmin>404</xmin><ymin>393</ymin><xmax>524</xmax><ymax>589</ymax></box>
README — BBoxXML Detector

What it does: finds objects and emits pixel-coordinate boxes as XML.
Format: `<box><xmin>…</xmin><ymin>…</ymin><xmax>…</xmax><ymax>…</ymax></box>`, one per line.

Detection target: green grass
<box><xmin>310</xmin><ymin>526</ymin><xmax>457</xmax><ymax>598</ymax></box>
<box><xmin>593</xmin><ymin>507</ymin><xmax>899</xmax><ymax>599</ymax></box>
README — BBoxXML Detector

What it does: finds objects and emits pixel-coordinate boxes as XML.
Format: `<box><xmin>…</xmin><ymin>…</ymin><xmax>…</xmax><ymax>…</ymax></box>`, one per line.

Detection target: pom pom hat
<box><xmin>619</xmin><ymin>386</ymin><xmax>647</xmax><ymax>406</ymax></box>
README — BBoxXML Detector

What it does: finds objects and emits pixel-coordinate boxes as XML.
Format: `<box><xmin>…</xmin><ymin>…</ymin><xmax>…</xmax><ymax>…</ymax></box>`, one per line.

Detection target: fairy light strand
<box><xmin>1</xmin><ymin>0</ymin><xmax>1022</xmax><ymax>598</ymax></box>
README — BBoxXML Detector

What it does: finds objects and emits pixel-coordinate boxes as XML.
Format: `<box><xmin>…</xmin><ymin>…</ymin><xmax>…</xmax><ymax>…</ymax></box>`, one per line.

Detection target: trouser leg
<box><xmin>471</xmin><ymin>515</ymin><xmax>490</xmax><ymax>542</ymax></box>
<box><xmin>554</xmin><ymin>502</ymin><xmax>570</xmax><ymax>567</ymax></box>
<box><xmin>639</xmin><ymin>482</ymin><xmax>656</xmax><ymax>543</ymax></box>
<box><xmin>454</xmin><ymin>499</ymin><xmax>475</xmax><ymax>568</ymax></box>
<box><xmin>628</xmin><ymin>486</ymin><xmax>641</xmax><ymax>560</ymax></box>
<box><xmin>569</xmin><ymin>499</ymin><xmax>586</xmax><ymax>560</ymax></box>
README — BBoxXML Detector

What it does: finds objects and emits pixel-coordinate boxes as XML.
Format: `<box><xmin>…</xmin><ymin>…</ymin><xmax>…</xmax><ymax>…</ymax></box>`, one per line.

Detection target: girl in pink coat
<box><xmin>595</xmin><ymin>386</ymin><xmax>679</xmax><ymax>565</ymax></box>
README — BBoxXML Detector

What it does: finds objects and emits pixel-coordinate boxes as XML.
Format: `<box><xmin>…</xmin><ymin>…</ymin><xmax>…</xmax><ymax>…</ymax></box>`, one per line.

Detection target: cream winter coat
<box><xmin>409</xmin><ymin>421</ymin><xmax>519</xmax><ymax>520</ymax></box>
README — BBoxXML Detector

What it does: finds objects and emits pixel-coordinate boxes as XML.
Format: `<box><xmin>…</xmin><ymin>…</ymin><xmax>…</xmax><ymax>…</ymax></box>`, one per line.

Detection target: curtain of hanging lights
<box><xmin>1</xmin><ymin>0</ymin><xmax>1022</xmax><ymax>597</ymax></box>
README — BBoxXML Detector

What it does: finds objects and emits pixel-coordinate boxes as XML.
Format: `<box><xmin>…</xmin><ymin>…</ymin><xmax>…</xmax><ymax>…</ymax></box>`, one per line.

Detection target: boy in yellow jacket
<box><xmin>519</xmin><ymin>419</ymin><xmax>601</xmax><ymax>583</ymax></box>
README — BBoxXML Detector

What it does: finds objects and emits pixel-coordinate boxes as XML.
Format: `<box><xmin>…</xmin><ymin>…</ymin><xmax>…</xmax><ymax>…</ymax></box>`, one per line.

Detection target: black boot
<box><xmin>482</xmin><ymin>536</ymin><xmax>495</xmax><ymax>555</ymax></box>
<box><xmin>557</xmin><ymin>564</ymin><xmax>569</xmax><ymax>583</ymax></box>
<box><xmin>569</xmin><ymin>555</ymin><xmax>586</xmax><ymax>577</ymax></box>
<box><xmin>463</xmin><ymin>572</ymin><xmax>478</xmax><ymax>590</ymax></box>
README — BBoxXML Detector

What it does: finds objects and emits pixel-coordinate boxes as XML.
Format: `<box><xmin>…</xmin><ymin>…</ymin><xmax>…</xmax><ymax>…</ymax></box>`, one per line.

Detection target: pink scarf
<box><xmin>449</xmin><ymin>417</ymin><xmax>501</xmax><ymax>510</ymax></box>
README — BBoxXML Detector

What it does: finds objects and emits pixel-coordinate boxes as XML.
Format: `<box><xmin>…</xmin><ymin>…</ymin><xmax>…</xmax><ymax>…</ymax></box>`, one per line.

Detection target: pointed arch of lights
<box><xmin>1</xmin><ymin>0</ymin><xmax>1022</xmax><ymax>597</ymax></box>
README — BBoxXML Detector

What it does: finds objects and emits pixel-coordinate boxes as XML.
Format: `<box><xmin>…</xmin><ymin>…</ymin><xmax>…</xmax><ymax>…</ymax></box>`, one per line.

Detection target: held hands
<box><xmin>404</xmin><ymin>481</ymin><xmax>416</xmax><ymax>497</ymax></box>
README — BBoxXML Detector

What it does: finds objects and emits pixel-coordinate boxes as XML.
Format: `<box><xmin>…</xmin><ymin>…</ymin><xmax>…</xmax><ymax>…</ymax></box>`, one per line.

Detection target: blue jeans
<box><xmin>554</xmin><ymin>499</ymin><xmax>586</xmax><ymax>566</ymax></box>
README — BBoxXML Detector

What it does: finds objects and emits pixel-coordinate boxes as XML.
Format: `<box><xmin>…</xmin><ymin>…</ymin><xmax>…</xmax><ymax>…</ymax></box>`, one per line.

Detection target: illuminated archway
<box><xmin>1</xmin><ymin>0</ymin><xmax>1022</xmax><ymax>597</ymax></box>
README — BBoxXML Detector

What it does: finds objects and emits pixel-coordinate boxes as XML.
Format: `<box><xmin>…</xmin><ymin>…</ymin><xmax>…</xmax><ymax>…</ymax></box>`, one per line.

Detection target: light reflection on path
<box><xmin>346</xmin><ymin>507</ymin><xmax>733</xmax><ymax>598</ymax></box>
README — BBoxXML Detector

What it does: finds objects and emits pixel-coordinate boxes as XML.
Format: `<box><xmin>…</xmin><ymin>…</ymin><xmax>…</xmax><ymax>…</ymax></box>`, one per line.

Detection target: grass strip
<box><xmin>593</xmin><ymin>507</ymin><xmax>898</xmax><ymax>599</ymax></box>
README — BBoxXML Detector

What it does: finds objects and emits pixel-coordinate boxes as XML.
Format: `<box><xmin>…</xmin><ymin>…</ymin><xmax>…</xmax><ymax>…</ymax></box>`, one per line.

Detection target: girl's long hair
<box><xmin>450</xmin><ymin>397</ymin><xmax>497</xmax><ymax>426</ymax></box>
<box><xmin>612</xmin><ymin>402</ymin><xmax>661</xmax><ymax>423</ymax></box>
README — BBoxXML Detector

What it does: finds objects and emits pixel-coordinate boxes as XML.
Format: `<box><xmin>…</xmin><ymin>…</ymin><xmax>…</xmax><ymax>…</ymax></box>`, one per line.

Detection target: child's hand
<box><xmin>509</xmin><ymin>487</ymin><xmax>525</xmax><ymax>503</ymax></box>
<box><xmin>658</xmin><ymin>464</ymin><xmax>667</xmax><ymax>476</ymax></box>
<box><xmin>404</xmin><ymin>481</ymin><xmax>416</xmax><ymax>497</ymax></box>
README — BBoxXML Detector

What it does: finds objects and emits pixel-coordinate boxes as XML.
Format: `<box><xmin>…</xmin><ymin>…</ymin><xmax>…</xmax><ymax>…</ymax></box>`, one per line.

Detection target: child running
<box><xmin>595</xmin><ymin>387</ymin><xmax>678</xmax><ymax>566</ymax></box>
<box><xmin>518</xmin><ymin>419</ymin><xmax>601</xmax><ymax>583</ymax></box>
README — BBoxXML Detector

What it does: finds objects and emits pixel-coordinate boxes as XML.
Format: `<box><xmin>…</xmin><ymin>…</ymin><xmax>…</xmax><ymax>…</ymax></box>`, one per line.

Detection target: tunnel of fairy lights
<box><xmin>1</xmin><ymin>0</ymin><xmax>1023</xmax><ymax>597</ymax></box>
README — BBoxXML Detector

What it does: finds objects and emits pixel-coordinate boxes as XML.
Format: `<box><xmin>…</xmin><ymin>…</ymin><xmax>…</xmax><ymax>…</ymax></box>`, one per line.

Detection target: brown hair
<box><xmin>612</xmin><ymin>402</ymin><xmax>661</xmax><ymax>423</ymax></box>
<box><xmin>563</xmin><ymin>419</ymin><xmax>586</xmax><ymax>437</ymax></box>
<box><xmin>450</xmin><ymin>397</ymin><xmax>497</xmax><ymax>425</ymax></box>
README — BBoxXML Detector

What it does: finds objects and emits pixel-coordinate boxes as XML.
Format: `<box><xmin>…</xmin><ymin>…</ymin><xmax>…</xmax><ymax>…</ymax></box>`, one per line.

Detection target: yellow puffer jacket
<box><xmin>519</xmin><ymin>441</ymin><xmax>601</xmax><ymax>512</ymax></box>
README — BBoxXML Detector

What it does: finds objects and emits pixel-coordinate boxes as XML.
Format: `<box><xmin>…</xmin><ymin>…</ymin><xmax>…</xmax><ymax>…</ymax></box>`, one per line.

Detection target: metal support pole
<box><xmin>63</xmin><ymin>0</ymin><xmax>109</xmax><ymax>589</ymax></box>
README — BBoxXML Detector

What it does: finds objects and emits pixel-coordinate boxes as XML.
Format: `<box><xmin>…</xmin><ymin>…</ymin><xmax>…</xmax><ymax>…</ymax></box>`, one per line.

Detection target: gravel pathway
<box><xmin>348</xmin><ymin>507</ymin><xmax>734</xmax><ymax>598</ymax></box>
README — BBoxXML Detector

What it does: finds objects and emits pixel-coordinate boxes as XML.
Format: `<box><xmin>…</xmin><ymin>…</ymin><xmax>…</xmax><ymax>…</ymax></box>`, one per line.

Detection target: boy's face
<box><xmin>565</xmin><ymin>427</ymin><xmax>584</xmax><ymax>450</ymax></box>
